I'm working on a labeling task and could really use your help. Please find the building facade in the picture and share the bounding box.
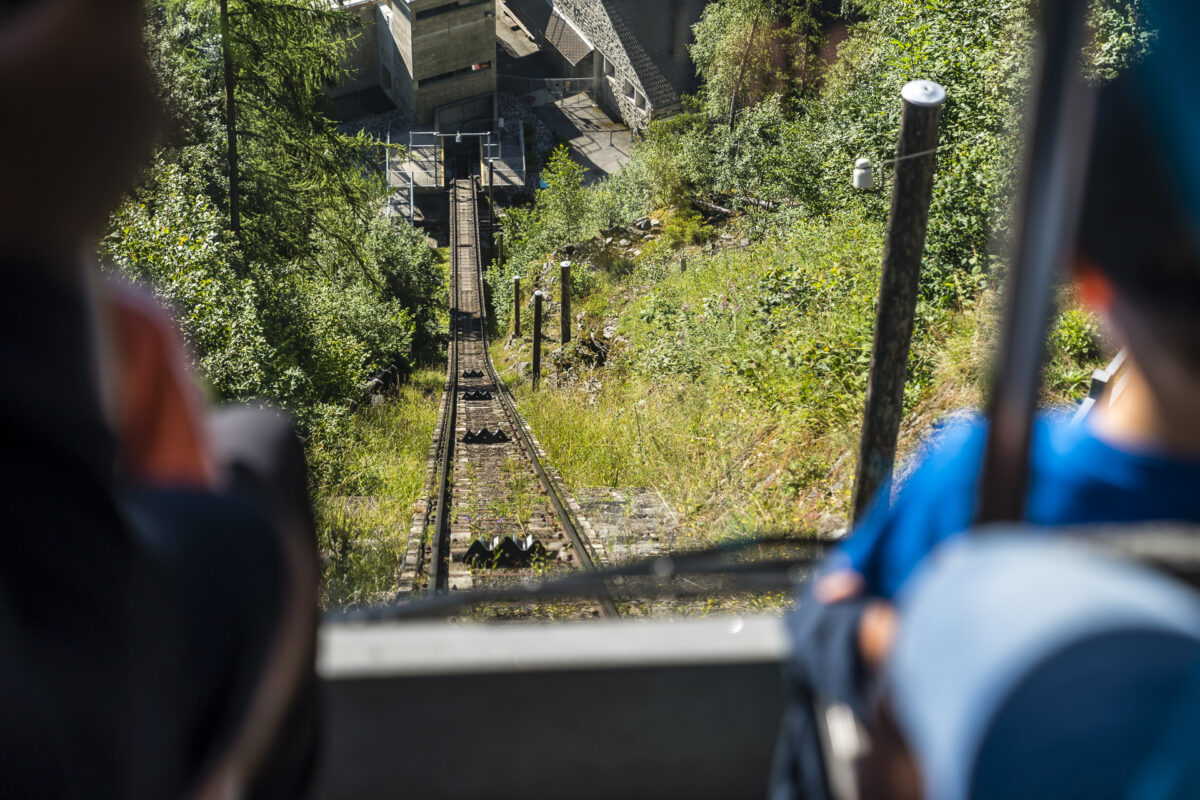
[333,0,497,126]
[508,0,708,130]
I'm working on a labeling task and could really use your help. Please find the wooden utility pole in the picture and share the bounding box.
[851,80,947,521]
[560,261,571,344]
[219,0,241,241]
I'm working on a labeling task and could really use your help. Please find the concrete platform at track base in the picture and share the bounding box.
[314,615,787,800]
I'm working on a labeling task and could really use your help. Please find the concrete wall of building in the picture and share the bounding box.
[410,0,498,124]
[552,0,652,130]
[379,1,415,112]
[434,94,496,131]
[330,1,382,99]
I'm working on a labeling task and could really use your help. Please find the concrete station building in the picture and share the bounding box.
[333,0,498,127]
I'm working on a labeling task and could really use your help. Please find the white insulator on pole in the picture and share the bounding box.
[853,158,874,190]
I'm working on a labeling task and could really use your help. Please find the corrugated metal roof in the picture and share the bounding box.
[505,0,553,39]
[545,9,594,67]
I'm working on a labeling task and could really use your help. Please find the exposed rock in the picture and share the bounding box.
[602,325,617,339]
[618,238,630,247]
[815,512,849,540]
[633,217,653,231]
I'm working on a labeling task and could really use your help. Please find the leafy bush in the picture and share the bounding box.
[630,0,1154,307]
[1053,308,1103,363]
[660,206,713,248]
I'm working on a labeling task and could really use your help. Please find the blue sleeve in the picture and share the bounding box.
[837,422,987,599]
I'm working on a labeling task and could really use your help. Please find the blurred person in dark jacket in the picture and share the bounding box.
[0,2,318,797]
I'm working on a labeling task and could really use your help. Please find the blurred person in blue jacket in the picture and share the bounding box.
[773,60,1200,800]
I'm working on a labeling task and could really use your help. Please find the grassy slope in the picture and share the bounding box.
[492,207,1105,545]
[310,246,451,609]
[307,209,1104,610]
[312,366,443,609]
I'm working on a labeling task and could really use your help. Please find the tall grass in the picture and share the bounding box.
[310,366,443,608]
[493,208,1107,544]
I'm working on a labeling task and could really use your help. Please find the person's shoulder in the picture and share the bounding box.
[1029,411,1200,523]
[902,412,990,489]
[838,414,989,596]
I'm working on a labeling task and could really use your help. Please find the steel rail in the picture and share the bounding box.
[461,176,620,618]
[428,184,462,593]
[426,177,618,617]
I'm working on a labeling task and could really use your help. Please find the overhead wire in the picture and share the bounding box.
[330,534,835,623]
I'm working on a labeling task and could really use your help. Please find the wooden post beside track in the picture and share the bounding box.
[851,80,947,521]
[513,275,521,337]
[560,261,571,344]
[533,290,543,387]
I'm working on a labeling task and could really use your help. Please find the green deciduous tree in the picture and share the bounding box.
[537,146,591,245]
[690,0,825,123]
[100,0,441,427]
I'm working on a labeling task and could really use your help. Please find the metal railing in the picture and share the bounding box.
[1071,348,1129,425]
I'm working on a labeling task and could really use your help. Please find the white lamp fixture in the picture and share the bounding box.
[853,158,874,190]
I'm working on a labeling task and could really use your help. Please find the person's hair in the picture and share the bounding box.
[1076,70,1200,372]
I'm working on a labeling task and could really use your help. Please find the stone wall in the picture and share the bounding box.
[551,0,653,130]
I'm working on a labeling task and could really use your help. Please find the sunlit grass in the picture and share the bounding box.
[492,208,1107,553]
[313,366,444,609]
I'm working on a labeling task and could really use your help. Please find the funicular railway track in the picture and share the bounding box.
[415,178,617,618]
